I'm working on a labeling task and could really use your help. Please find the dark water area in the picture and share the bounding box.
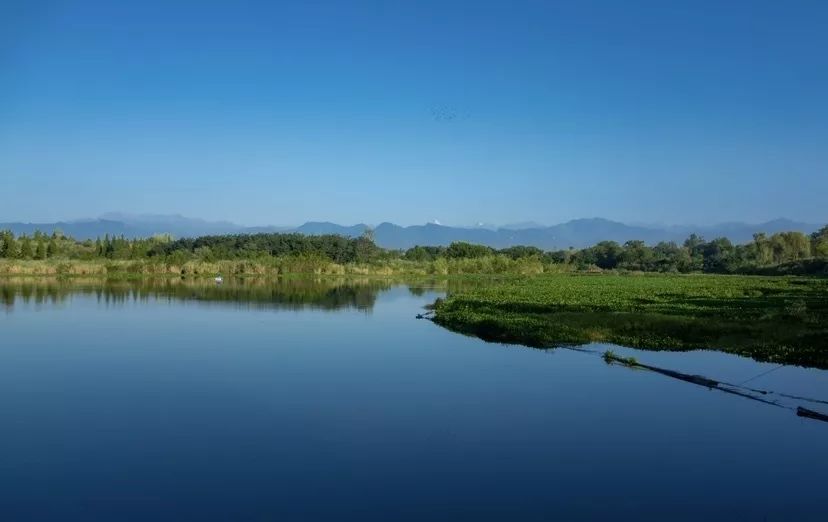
[1,278,826,521]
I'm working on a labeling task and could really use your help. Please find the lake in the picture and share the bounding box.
[1,278,826,521]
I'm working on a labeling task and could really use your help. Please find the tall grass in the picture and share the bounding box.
[0,255,567,278]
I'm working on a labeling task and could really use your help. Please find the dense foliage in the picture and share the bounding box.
[433,274,828,368]
[1,225,827,275]
[149,232,383,264]
[0,230,384,264]
[564,229,827,274]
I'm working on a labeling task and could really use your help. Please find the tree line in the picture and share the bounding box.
[562,231,823,273]
[0,230,384,264]
[1,226,827,275]
[403,228,828,274]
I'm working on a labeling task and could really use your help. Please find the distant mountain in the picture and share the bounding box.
[0,214,822,250]
[0,219,136,240]
[313,217,822,249]
[500,221,546,230]
[295,222,369,237]
[99,212,248,237]
[0,214,285,241]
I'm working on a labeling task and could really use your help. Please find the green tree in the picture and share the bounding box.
[768,231,810,264]
[702,237,735,273]
[404,245,438,262]
[684,234,705,254]
[47,238,59,258]
[651,241,691,272]
[784,231,810,260]
[110,235,131,259]
[683,234,705,271]
[355,229,380,263]
[3,236,17,258]
[587,241,623,269]
[620,240,653,270]
[498,245,544,260]
[35,241,47,260]
[812,225,828,258]
[445,242,495,259]
[103,234,115,258]
[19,236,34,259]
[194,246,214,261]
[0,230,12,258]
[545,249,571,264]
[750,233,773,265]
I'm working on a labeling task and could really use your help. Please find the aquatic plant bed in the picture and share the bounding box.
[432,273,828,368]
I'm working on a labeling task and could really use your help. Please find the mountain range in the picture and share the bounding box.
[0,214,822,250]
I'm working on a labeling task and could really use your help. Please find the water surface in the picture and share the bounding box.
[1,278,826,521]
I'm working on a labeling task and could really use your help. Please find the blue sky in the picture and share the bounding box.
[1,0,826,226]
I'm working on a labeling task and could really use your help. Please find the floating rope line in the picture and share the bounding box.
[737,364,785,386]
[602,352,828,424]
[776,392,828,406]
[416,313,828,423]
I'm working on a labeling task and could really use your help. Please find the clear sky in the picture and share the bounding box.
[1,0,826,226]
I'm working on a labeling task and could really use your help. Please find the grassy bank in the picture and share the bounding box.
[0,256,559,279]
[432,273,828,368]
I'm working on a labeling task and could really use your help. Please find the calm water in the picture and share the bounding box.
[1,278,826,521]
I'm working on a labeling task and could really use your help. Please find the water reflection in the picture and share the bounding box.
[0,277,474,313]
[2,275,826,520]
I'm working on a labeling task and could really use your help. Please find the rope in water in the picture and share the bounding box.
[416,313,828,420]
[737,364,785,386]
[600,353,828,422]
[560,346,828,409]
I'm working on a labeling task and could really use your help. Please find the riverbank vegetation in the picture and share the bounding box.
[1,225,827,277]
[432,274,828,368]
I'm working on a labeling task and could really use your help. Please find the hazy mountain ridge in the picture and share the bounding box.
[0,215,821,250]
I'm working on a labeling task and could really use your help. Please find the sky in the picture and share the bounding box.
[1,0,827,227]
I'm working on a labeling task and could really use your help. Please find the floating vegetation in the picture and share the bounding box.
[432,273,828,369]
[602,350,637,366]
